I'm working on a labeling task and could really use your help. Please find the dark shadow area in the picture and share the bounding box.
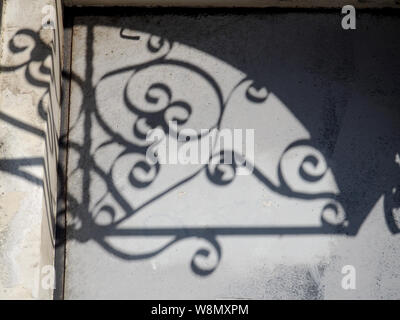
[1,8,399,282]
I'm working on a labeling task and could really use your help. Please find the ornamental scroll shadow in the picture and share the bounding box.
[1,10,399,277]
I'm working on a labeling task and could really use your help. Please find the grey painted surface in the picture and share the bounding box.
[64,11,400,299]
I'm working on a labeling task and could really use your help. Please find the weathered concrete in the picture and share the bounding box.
[64,0,400,9]
[0,0,63,299]
[64,11,400,299]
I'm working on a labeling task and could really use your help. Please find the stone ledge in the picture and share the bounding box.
[64,0,400,8]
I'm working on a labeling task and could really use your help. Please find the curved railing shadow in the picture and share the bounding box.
[1,13,399,277]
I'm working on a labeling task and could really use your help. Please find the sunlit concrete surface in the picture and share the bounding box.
[0,0,62,299]
[64,10,400,299]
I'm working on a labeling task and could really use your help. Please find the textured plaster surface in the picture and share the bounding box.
[0,0,61,299]
[64,0,400,9]
[64,12,400,299]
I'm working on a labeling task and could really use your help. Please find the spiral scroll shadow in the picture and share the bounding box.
[2,24,398,280]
